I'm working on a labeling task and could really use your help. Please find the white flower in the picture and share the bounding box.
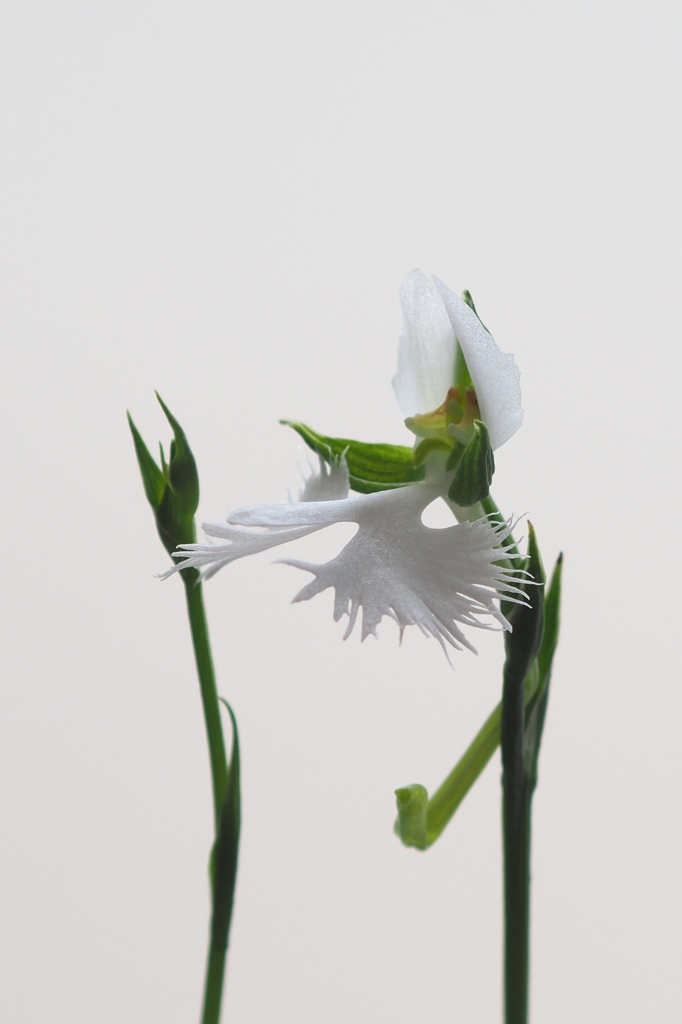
[167,271,527,656]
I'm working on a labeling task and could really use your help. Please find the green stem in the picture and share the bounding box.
[182,570,231,1024]
[201,950,227,1024]
[501,645,532,1024]
[182,571,228,826]
[426,700,501,841]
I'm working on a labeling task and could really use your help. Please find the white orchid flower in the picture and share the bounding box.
[167,270,526,657]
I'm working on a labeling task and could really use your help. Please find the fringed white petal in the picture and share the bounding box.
[160,522,322,581]
[280,485,528,656]
[392,269,457,418]
[166,480,527,658]
[434,277,523,450]
[161,456,350,582]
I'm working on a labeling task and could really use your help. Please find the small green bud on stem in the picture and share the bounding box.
[127,394,199,557]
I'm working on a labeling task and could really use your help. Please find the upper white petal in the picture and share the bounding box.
[434,277,523,450]
[392,269,457,418]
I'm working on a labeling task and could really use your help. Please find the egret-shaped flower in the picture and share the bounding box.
[167,270,526,656]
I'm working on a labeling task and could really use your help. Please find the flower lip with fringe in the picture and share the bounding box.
[165,270,528,657]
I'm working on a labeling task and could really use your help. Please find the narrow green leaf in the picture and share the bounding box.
[538,552,563,685]
[210,700,241,953]
[281,420,425,493]
[127,412,166,510]
[524,553,563,786]
[447,419,495,506]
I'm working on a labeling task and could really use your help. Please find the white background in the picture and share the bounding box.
[1,2,680,1021]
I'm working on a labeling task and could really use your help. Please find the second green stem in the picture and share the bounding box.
[183,570,231,1024]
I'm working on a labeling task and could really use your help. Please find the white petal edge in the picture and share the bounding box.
[433,277,523,450]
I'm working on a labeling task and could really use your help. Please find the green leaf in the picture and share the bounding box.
[281,420,425,493]
[447,419,495,506]
[127,412,167,511]
[210,700,241,954]
[524,553,563,786]
[538,552,563,685]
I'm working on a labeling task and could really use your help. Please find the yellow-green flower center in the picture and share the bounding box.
[406,387,481,468]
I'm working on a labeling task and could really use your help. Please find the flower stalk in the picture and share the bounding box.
[128,396,240,1024]
[395,523,563,1024]
[500,526,557,1024]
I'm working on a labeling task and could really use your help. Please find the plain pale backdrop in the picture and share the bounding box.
[1,2,681,1022]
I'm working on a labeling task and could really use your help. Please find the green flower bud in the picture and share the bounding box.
[155,393,199,519]
[128,394,199,557]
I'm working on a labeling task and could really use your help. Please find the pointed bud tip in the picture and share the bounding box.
[155,391,178,431]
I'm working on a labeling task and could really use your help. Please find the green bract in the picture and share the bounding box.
[282,410,496,509]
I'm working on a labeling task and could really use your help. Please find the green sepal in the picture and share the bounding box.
[447,419,495,506]
[281,420,425,493]
[208,700,241,953]
[127,412,166,511]
[155,392,199,518]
